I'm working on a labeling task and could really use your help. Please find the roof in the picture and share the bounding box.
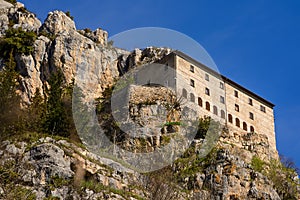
[168,50,275,108]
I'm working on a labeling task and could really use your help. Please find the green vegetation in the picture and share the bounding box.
[5,186,36,200]
[80,179,144,200]
[41,70,69,136]
[195,116,220,139]
[251,155,265,173]
[0,27,37,59]
[164,121,181,126]
[65,11,74,20]
[251,155,299,199]
[4,0,16,4]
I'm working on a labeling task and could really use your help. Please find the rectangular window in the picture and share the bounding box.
[220,82,224,89]
[235,104,239,112]
[249,112,254,120]
[205,87,210,96]
[260,105,266,113]
[190,79,195,87]
[190,65,194,73]
[249,98,253,106]
[234,90,239,98]
[220,96,225,104]
[205,74,209,81]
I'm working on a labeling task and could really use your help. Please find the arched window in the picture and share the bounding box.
[221,110,225,119]
[250,126,255,133]
[213,106,218,115]
[235,118,240,127]
[206,102,210,111]
[228,114,233,123]
[182,88,187,98]
[198,97,203,107]
[243,122,247,131]
[190,93,195,102]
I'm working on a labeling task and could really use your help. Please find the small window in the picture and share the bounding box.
[182,88,187,98]
[220,96,225,104]
[235,118,240,127]
[190,93,195,102]
[249,112,254,120]
[205,88,210,96]
[250,126,255,133]
[235,104,239,112]
[234,90,239,98]
[228,114,233,123]
[220,82,224,89]
[221,110,225,119]
[205,74,209,81]
[260,105,266,113]
[249,98,253,106]
[190,79,195,87]
[243,122,247,131]
[190,65,194,73]
[213,106,218,115]
[198,97,203,107]
[206,102,210,111]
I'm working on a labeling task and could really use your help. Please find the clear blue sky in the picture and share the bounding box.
[20,0,300,168]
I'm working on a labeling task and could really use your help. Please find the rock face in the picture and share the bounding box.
[0,138,144,199]
[0,1,299,200]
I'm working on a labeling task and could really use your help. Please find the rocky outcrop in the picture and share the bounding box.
[0,1,299,199]
[0,1,40,35]
[0,138,145,199]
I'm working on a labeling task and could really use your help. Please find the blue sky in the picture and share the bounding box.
[20,0,300,168]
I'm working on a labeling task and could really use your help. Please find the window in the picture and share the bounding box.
[260,105,266,113]
[235,118,240,127]
[198,97,203,107]
[190,79,195,87]
[220,82,224,89]
[213,106,218,115]
[235,104,239,112]
[190,93,195,102]
[182,88,187,98]
[205,87,210,96]
[221,110,225,119]
[190,65,194,73]
[249,112,254,120]
[228,114,233,123]
[234,90,239,97]
[249,98,253,106]
[250,126,255,133]
[206,102,210,111]
[220,96,225,104]
[205,74,209,81]
[243,122,247,131]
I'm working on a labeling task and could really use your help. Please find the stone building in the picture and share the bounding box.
[158,50,277,156]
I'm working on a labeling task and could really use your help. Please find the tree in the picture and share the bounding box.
[0,52,21,135]
[42,69,69,136]
[0,27,37,59]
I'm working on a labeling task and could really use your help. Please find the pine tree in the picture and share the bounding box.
[42,69,69,136]
[0,51,21,135]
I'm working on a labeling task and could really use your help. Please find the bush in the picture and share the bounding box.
[65,11,74,20]
[251,155,265,173]
[4,0,16,4]
[0,27,37,59]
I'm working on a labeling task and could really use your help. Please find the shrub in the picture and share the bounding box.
[251,155,265,173]
[0,27,37,59]
[4,0,16,4]
[65,11,74,20]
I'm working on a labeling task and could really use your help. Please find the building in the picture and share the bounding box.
[158,50,276,155]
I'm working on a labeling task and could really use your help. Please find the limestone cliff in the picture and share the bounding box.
[0,1,299,200]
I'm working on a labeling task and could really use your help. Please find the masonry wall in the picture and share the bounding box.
[170,54,277,157]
